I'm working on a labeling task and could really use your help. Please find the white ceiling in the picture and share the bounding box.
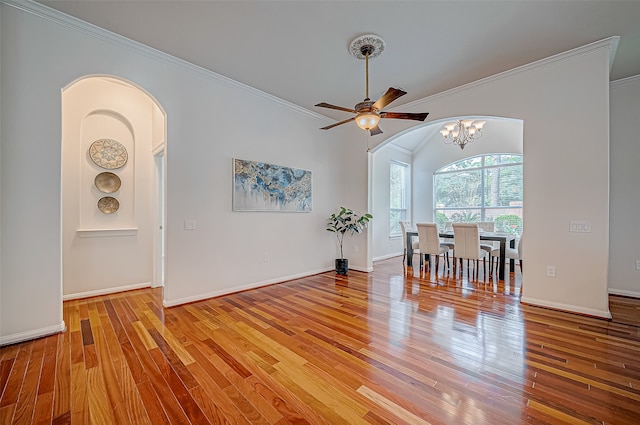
[37,0,640,150]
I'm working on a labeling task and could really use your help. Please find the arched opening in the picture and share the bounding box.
[369,116,524,266]
[61,75,167,301]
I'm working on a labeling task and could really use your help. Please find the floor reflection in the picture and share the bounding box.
[375,257,527,387]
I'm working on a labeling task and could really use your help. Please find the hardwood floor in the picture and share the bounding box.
[609,295,640,327]
[1,257,640,424]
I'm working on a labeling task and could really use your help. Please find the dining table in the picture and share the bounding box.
[406,230,516,280]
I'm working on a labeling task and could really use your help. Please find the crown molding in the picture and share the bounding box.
[1,0,325,121]
[401,37,621,111]
[610,74,640,89]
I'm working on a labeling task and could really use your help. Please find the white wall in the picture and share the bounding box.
[0,3,367,343]
[386,39,615,318]
[1,5,65,343]
[608,76,640,297]
[371,144,413,260]
[0,3,4,338]
[62,77,159,298]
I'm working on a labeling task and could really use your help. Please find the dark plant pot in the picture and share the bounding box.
[335,258,349,275]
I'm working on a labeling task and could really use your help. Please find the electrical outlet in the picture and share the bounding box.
[184,219,196,230]
[636,259,640,271]
[547,265,556,277]
[263,253,270,262]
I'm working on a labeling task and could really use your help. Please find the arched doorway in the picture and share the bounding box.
[368,116,524,264]
[61,76,166,300]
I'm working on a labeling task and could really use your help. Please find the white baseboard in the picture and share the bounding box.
[63,282,152,301]
[372,253,403,262]
[0,321,66,346]
[608,288,640,299]
[349,265,374,273]
[163,268,334,307]
[521,296,612,319]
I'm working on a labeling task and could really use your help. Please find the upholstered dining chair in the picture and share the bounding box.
[491,232,523,274]
[441,221,455,251]
[416,223,450,273]
[477,221,496,254]
[399,221,419,264]
[452,223,489,280]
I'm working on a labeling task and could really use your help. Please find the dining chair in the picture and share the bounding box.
[441,221,455,251]
[477,221,496,254]
[416,223,450,273]
[400,221,419,264]
[491,232,523,274]
[452,223,489,280]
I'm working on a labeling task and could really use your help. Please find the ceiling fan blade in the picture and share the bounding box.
[372,87,407,111]
[380,112,429,122]
[315,102,357,114]
[320,117,355,130]
[369,125,383,136]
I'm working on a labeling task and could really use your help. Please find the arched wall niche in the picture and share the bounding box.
[61,75,166,299]
[80,109,135,229]
[86,108,136,134]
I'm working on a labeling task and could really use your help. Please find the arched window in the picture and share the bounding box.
[433,154,523,233]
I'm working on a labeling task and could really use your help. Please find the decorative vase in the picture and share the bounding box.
[335,258,349,275]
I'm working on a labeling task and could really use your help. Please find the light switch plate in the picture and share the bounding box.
[184,219,196,230]
[569,220,591,233]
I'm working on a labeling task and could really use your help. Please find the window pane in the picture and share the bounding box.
[434,154,523,234]
[390,209,406,235]
[434,170,482,207]
[484,166,523,207]
[497,154,522,165]
[448,209,482,223]
[390,163,405,209]
[440,156,482,172]
[390,162,408,236]
[484,154,497,166]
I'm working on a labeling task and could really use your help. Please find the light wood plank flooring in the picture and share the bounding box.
[1,257,639,424]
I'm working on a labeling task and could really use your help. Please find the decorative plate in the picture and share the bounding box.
[94,172,121,193]
[89,139,128,170]
[97,196,120,214]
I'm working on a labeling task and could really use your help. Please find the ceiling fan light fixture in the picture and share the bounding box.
[355,112,380,130]
[315,34,428,136]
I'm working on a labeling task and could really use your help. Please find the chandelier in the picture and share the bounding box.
[440,119,486,150]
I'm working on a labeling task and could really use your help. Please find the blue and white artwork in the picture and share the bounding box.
[233,159,312,212]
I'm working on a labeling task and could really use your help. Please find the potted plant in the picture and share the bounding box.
[326,207,372,275]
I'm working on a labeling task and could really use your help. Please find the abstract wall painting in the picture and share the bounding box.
[233,159,312,212]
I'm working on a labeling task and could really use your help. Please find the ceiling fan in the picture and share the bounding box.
[316,35,429,136]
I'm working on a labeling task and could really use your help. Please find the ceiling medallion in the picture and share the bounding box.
[348,34,385,60]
